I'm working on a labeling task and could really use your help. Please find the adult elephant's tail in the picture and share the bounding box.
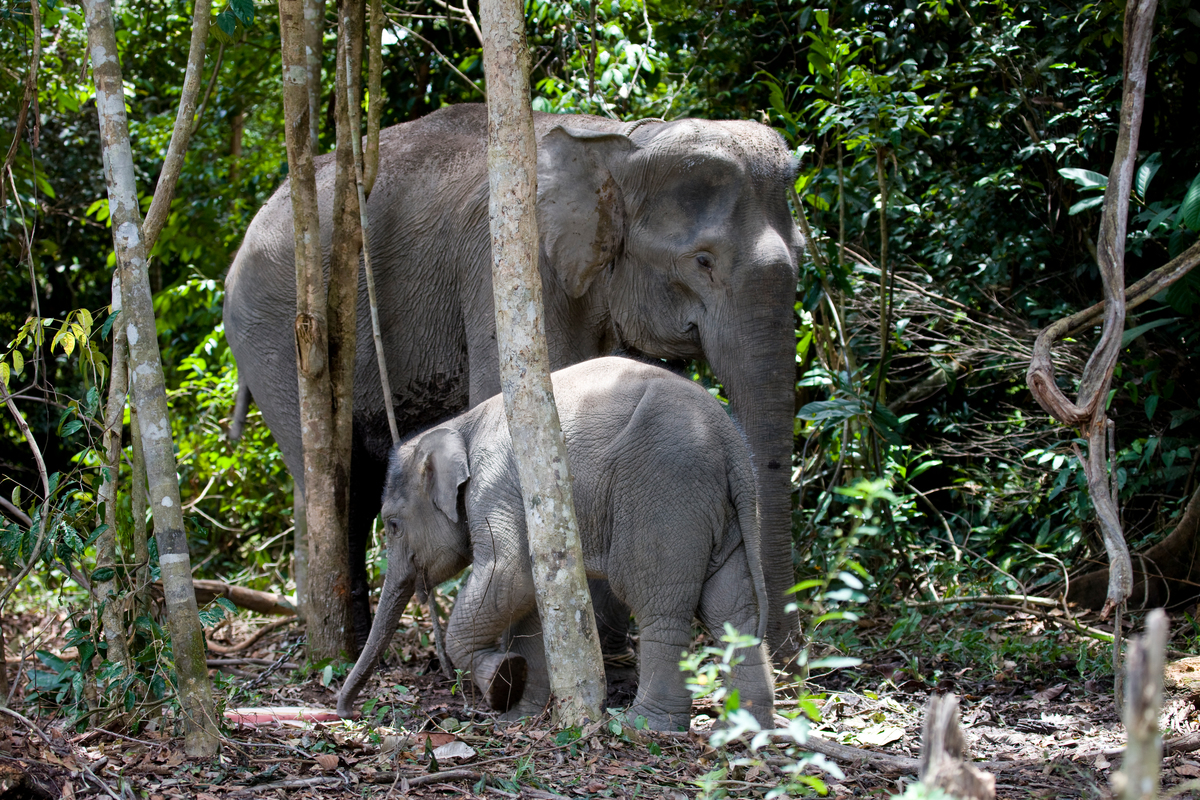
[228,383,252,442]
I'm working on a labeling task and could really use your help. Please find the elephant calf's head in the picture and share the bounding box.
[381,427,473,588]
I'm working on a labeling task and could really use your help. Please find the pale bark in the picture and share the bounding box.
[1026,0,1157,616]
[364,0,383,195]
[479,0,605,725]
[83,0,219,756]
[140,0,211,254]
[97,274,131,670]
[130,404,151,612]
[1116,609,1166,800]
[279,0,354,658]
[293,483,309,618]
[304,0,324,152]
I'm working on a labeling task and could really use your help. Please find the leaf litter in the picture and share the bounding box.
[2,602,1199,798]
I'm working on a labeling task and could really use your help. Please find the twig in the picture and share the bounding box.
[0,379,54,613]
[206,616,298,655]
[0,707,52,743]
[0,497,31,528]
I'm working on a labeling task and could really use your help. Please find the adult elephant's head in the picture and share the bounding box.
[537,119,803,655]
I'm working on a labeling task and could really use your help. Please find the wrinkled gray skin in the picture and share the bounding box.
[337,358,773,730]
[222,104,802,654]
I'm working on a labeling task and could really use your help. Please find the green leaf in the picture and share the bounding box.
[1058,168,1108,190]
[809,656,863,669]
[215,8,237,37]
[216,597,239,615]
[229,0,255,26]
[1135,153,1161,199]
[1121,317,1177,347]
[90,566,116,583]
[1069,195,1105,215]
[61,420,83,436]
[1145,394,1159,420]
[1181,172,1200,230]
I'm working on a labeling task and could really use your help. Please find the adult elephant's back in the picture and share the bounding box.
[223,103,804,658]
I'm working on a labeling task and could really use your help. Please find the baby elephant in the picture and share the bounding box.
[337,357,773,730]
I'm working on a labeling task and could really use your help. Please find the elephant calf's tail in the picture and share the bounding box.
[228,383,252,442]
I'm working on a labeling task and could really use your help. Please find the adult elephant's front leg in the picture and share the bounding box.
[444,559,536,713]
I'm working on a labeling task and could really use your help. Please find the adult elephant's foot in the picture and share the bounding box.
[472,652,528,713]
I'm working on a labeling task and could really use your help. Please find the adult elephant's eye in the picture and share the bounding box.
[695,254,714,272]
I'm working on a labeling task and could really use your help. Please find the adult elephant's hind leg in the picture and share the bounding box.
[349,438,388,653]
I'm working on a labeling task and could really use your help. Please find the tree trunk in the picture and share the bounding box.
[479,0,605,726]
[83,0,219,756]
[279,0,355,659]
[97,274,131,671]
[1026,0,1158,616]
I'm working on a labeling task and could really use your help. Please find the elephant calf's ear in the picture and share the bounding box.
[537,126,631,298]
[421,429,471,523]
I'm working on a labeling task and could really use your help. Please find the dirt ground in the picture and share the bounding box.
[3,602,1200,799]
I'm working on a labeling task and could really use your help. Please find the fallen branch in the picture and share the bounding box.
[792,733,921,774]
[151,579,297,617]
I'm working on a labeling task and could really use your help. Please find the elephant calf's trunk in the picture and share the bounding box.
[337,570,416,718]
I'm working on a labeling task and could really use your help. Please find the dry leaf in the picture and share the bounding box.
[414,732,456,748]
[1032,683,1067,702]
[1177,763,1200,778]
[857,724,906,746]
[314,754,339,771]
[1094,754,1111,771]
[432,741,476,761]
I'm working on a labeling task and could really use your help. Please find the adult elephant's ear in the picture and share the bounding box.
[420,428,470,523]
[537,126,633,298]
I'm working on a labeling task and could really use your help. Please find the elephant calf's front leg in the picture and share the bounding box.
[445,562,535,713]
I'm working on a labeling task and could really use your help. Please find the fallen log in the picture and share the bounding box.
[151,579,297,616]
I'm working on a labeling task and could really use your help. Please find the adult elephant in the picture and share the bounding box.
[223,103,802,658]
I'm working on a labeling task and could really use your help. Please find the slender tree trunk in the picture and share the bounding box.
[140,0,211,254]
[1026,0,1157,617]
[364,0,382,194]
[305,0,324,152]
[130,405,151,612]
[479,0,605,726]
[97,274,131,671]
[83,0,218,756]
[279,0,354,658]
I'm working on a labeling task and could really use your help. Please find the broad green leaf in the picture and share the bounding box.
[1135,153,1161,199]
[61,420,83,436]
[1058,167,1108,190]
[1181,172,1200,230]
[230,0,255,26]
[1069,195,1105,215]
[91,566,116,583]
[11,350,23,375]
[1121,317,1177,347]
[215,8,237,37]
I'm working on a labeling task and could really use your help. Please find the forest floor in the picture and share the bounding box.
[4,600,1200,799]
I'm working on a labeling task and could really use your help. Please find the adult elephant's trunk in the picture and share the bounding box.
[337,558,416,718]
[708,294,800,662]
